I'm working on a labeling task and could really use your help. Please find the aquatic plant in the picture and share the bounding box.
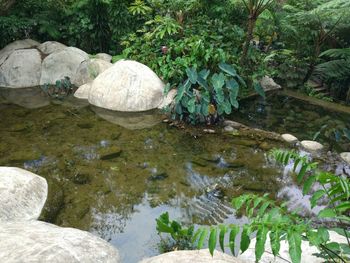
[41,77,74,99]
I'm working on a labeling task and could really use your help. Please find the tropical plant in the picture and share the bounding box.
[41,77,74,99]
[156,149,350,263]
[165,63,248,124]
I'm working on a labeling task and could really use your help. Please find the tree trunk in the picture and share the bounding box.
[303,37,322,84]
[240,15,257,65]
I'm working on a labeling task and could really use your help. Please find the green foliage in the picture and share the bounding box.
[156,149,350,262]
[167,63,245,124]
[41,77,75,99]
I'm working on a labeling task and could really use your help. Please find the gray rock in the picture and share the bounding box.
[88,60,164,112]
[259,76,281,91]
[223,120,245,129]
[72,58,112,87]
[281,134,298,143]
[300,140,324,152]
[74,83,92,100]
[96,53,112,62]
[157,89,177,109]
[0,167,48,221]
[40,47,89,85]
[340,152,350,165]
[139,249,245,263]
[0,49,42,88]
[37,41,67,55]
[0,220,120,263]
[0,39,40,66]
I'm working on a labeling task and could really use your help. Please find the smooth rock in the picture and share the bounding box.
[157,89,177,109]
[281,134,298,143]
[140,249,245,263]
[0,221,120,263]
[340,152,350,165]
[74,83,92,100]
[88,60,164,112]
[37,41,67,55]
[260,76,281,91]
[300,140,324,151]
[0,167,48,221]
[238,231,347,263]
[223,120,245,129]
[0,39,40,65]
[40,47,89,85]
[72,58,112,87]
[96,53,112,62]
[0,49,42,88]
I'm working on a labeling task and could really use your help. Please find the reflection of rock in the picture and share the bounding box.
[92,106,162,130]
[88,60,164,112]
[0,167,48,221]
[0,87,50,109]
[140,249,244,263]
[238,231,347,263]
[0,221,120,263]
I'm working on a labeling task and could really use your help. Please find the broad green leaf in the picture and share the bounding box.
[197,228,208,249]
[219,62,237,76]
[310,190,325,208]
[186,67,198,84]
[287,230,302,263]
[258,202,270,217]
[226,79,239,94]
[187,97,196,113]
[297,164,308,183]
[318,208,337,218]
[270,229,281,256]
[211,73,225,92]
[303,176,316,195]
[232,195,248,210]
[219,225,227,252]
[229,225,240,255]
[317,227,329,243]
[198,69,210,80]
[240,226,251,254]
[255,225,268,261]
[254,82,265,99]
[197,76,209,90]
[176,84,185,103]
[156,220,173,233]
[223,100,232,114]
[191,229,202,243]
[335,201,350,212]
[339,178,350,199]
[209,227,218,256]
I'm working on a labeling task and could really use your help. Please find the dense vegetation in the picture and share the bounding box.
[1,0,350,105]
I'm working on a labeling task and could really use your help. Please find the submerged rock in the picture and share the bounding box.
[0,221,120,263]
[88,60,164,112]
[0,167,48,221]
[139,249,245,263]
[281,133,298,143]
[301,140,324,152]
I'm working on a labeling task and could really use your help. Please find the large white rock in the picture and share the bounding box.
[0,49,42,88]
[0,221,120,263]
[281,134,298,143]
[0,167,48,221]
[139,249,245,263]
[300,140,324,152]
[340,152,350,165]
[37,41,67,55]
[72,58,112,87]
[88,60,164,112]
[0,39,40,65]
[74,83,92,100]
[40,47,89,85]
[260,76,281,92]
[237,231,347,263]
[157,89,177,109]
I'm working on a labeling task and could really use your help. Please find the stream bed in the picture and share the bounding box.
[0,87,349,262]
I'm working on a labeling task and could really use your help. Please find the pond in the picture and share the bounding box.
[0,87,348,262]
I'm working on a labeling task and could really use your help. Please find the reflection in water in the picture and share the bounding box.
[0,87,50,109]
[92,106,162,130]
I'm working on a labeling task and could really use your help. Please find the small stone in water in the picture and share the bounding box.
[203,129,215,134]
[301,140,324,151]
[281,133,298,143]
[340,152,350,165]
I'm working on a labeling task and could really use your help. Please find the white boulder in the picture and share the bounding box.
[139,249,245,263]
[0,167,48,221]
[88,60,164,112]
[74,83,92,100]
[0,220,120,263]
[260,76,281,91]
[72,58,112,87]
[281,134,298,143]
[0,39,40,65]
[157,89,177,109]
[300,140,324,152]
[0,49,42,88]
[96,53,112,62]
[38,41,67,55]
[40,47,89,85]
